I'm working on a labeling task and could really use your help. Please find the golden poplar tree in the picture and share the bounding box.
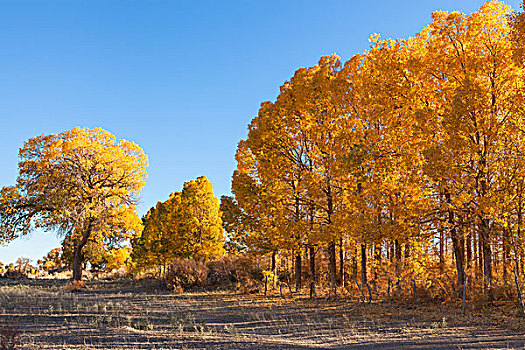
[0,127,148,281]
[132,176,224,270]
[230,0,525,300]
[416,1,522,297]
[179,176,224,260]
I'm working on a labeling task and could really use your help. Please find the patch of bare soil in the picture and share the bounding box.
[0,279,524,349]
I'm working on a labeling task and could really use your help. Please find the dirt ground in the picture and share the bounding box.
[0,279,524,349]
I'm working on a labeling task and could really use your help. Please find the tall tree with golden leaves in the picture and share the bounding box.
[178,176,224,260]
[0,127,148,281]
[132,176,224,270]
[417,1,522,298]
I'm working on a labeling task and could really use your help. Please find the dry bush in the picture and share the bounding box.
[172,285,184,294]
[165,259,208,290]
[164,256,263,292]
[0,325,19,350]
[207,255,263,292]
[490,281,515,301]
[44,269,72,280]
[97,266,130,280]
[64,280,86,292]
[0,270,27,280]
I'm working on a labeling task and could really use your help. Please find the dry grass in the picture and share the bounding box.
[0,278,524,349]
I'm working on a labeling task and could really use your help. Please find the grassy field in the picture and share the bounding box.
[1,279,524,349]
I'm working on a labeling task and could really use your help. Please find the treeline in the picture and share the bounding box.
[13,1,525,301]
[218,1,525,301]
[24,176,224,281]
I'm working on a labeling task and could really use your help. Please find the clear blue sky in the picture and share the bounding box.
[0,0,521,264]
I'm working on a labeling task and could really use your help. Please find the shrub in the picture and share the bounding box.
[64,280,86,292]
[1,270,27,280]
[207,255,263,292]
[0,325,19,350]
[165,259,208,291]
[164,256,263,292]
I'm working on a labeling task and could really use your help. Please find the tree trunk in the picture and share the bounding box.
[480,218,493,300]
[394,239,402,277]
[328,241,337,298]
[339,238,344,287]
[451,228,465,296]
[439,226,444,272]
[309,245,316,298]
[295,253,301,292]
[72,250,84,282]
[404,244,410,265]
[478,231,483,278]
[478,148,492,300]
[474,230,479,276]
[466,230,472,270]
[352,246,358,280]
[373,243,381,282]
[361,243,367,287]
[72,220,93,281]
[271,251,277,288]
[446,193,465,294]
[518,191,523,278]
[503,230,509,282]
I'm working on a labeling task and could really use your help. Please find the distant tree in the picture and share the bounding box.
[179,176,224,260]
[132,176,224,271]
[0,127,148,281]
[104,247,131,271]
[220,195,248,254]
[15,257,32,274]
[131,199,174,271]
[37,247,65,272]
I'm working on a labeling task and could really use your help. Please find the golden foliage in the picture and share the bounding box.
[0,127,148,280]
[132,176,224,271]
[229,1,525,298]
